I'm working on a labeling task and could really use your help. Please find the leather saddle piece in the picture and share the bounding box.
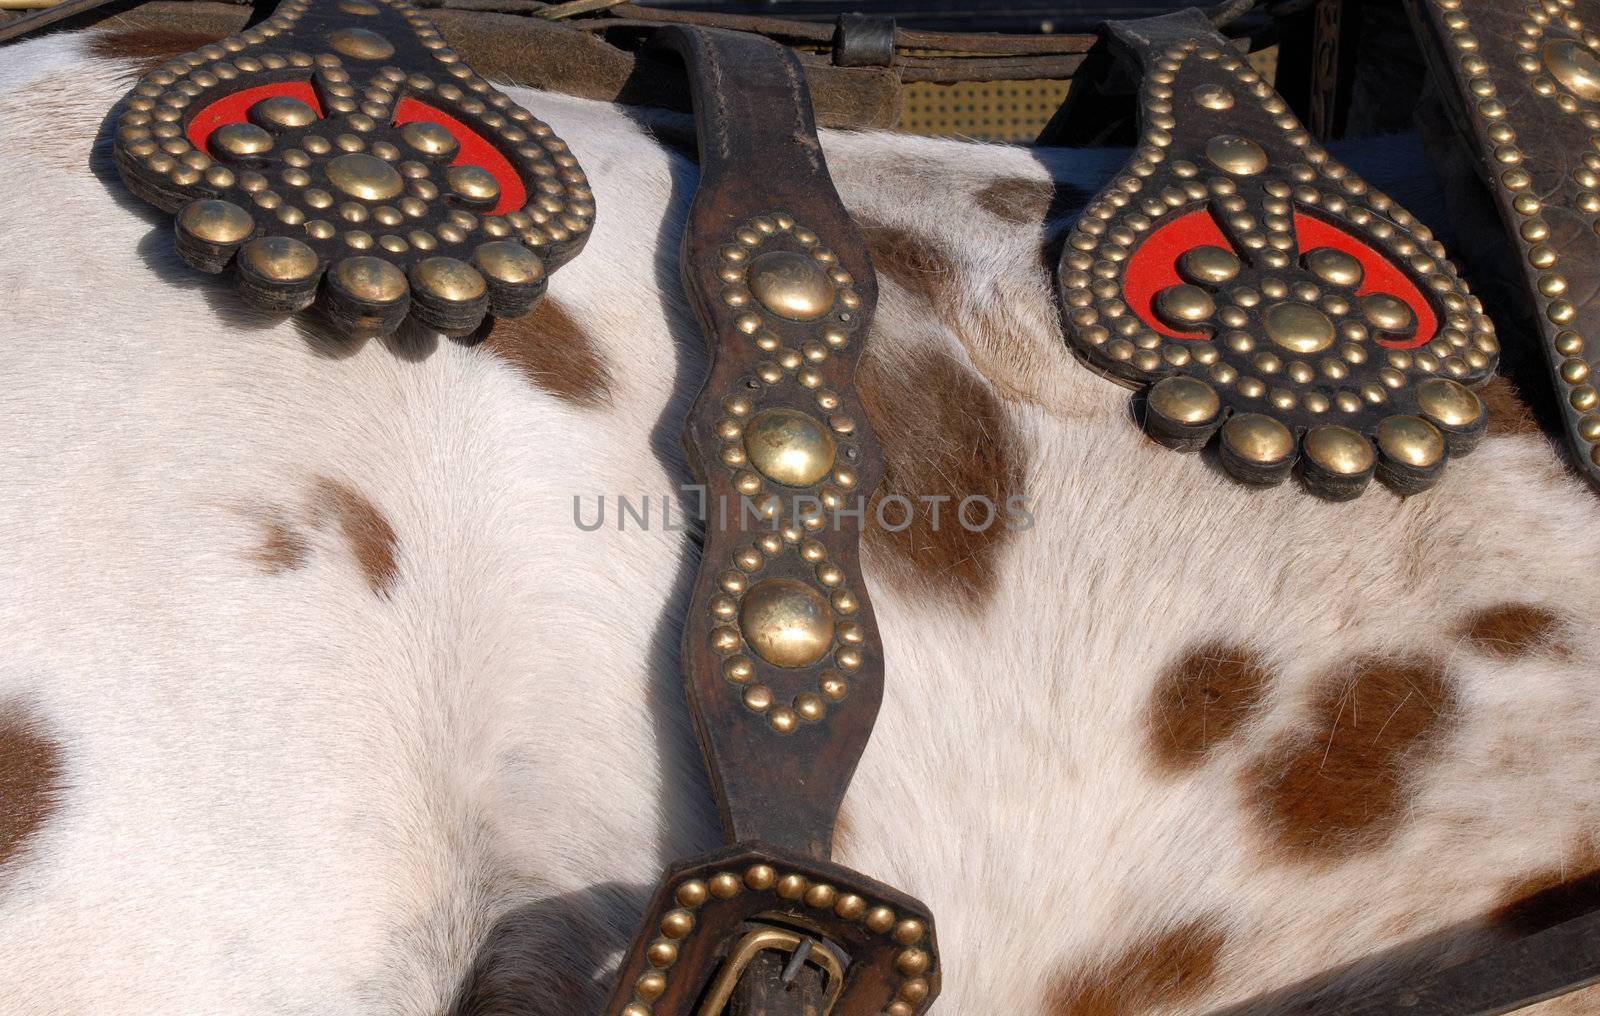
[1409,0,1600,492]
[110,0,592,336]
[1054,9,1499,500]
[602,25,938,1016]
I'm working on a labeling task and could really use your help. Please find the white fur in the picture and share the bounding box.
[1,29,1598,1016]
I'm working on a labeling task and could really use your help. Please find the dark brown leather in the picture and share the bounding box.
[1408,0,1600,493]
[602,24,938,1016]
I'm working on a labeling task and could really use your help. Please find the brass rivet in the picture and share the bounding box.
[747,250,835,320]
[239,236,318,282]
[1147,376,1219,424]
[1303,248,1363,287]
[412,256,487,302]
[1154,284,1215,327]
[1543,39,1600,102]
[1377,415,1445,468]
[709,873,741,898]
[865,906,896,934]
[675,881,708,908]
[739,579,834,669]
[1263,302,1335,354]
[473,240,544,286]
[212,122,273,158]
[401,120,458,157]
[776,874,807,900]
[1205,134,1268,175]
[636,972,666,1000]
[794,692,824,721]
[1361,293,1415,335]
[1193,84,1234,109]
[743,864,776,891]
[1416,377,1482,427]
[177,198,253,244]
[647,940,678,968]
[249,96,317,130]
[804,883,836,908]
[447,164,500,204]
[1176,245,1239,285]
[326,153,403,201]
[893,919,926,945]
[895,948,930,976]
[337,0,379,11]
[328,27,395,60]
[769,707,798,733]
[835,893,866,920]
[659,909,694,939]
[330,255,407,303]
[743,684,773,711]
[743,408,837,487]
[1303,425,1374,475]
[1221,412,1294,465]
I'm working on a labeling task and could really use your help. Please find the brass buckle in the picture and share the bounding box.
[697,926,846,1016]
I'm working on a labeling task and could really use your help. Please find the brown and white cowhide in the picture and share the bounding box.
[0,24,1598,1016]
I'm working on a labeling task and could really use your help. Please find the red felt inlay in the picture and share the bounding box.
[394,97,524,217]
[1123,208,1232,340]
[1125,206,1438,348]
[1293,212,1437,349]
[187,82,323,155]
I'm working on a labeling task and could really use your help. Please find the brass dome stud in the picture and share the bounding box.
[1375,415,1447,495]
[1359,293,1415,342]
[1300,425,1376,500]
[472,240,547,317]
[1219,412,1296,486]
[1304,248,1363,288]
[174,199,254,272]
[401,121,458,158]
[326,153,404,201]
[1154,284,1216,330]
[747,251,835,321]
[743,408,837,487]
[325,255,411,336]
[211,122,273,160]
[409,256,490,335]
[235,236,320,313]
[1416,377,1487,454]
[1193,84,1234,110]
[1544,40,1600,103]
[1144,376,1221,451]
[738,578,835,669]
[446,165,500,207]
[1205,134,1268,176]
[1177,246,1240,286]
[328,27,395,60]
[1263,302,1336,354]
[249,96,317,131]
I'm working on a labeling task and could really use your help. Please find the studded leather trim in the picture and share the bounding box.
[1411,0,1600,491]
[110,0,592,336]
[1054,10,1499,499]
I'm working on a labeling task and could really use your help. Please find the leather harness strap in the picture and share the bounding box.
[601,25,939,1016]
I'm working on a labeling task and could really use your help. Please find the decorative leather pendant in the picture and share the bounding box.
[110,0,592,336]
[1056,11,1498,499]
[1410,0,1600,492]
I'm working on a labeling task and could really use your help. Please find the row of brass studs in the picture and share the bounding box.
[1432,0,1600,466]
[617,865,931,1016]
[703,214,868,733]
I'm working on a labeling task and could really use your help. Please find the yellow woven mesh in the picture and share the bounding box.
[893,46,1281,143]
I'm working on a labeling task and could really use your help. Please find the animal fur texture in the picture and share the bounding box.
[1,25,1599,1016]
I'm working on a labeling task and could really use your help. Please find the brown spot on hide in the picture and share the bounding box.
[448,901,612,1016]
[1046,917,1227,1016]
[88,28,226,73]
[479,298,613,408]
[975,177,1089,226]
[864,224,959,308]
[1477,375,1540,437]
[313,478,399,596]
[1150,643,1274,770]
[1457,604,1564,660]
[856,343,1025,608]
[248,513,310,574]
[0,706,65,873]
[1250,657,1456,861]
[1491,843,1600,937]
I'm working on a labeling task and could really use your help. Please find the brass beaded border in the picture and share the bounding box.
[113,0,594,282]
[1430,0,1600,465]
[1058,39,1496,419]
[618,865,935,1016]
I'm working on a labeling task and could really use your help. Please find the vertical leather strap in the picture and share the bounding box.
[656,24,884,860]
